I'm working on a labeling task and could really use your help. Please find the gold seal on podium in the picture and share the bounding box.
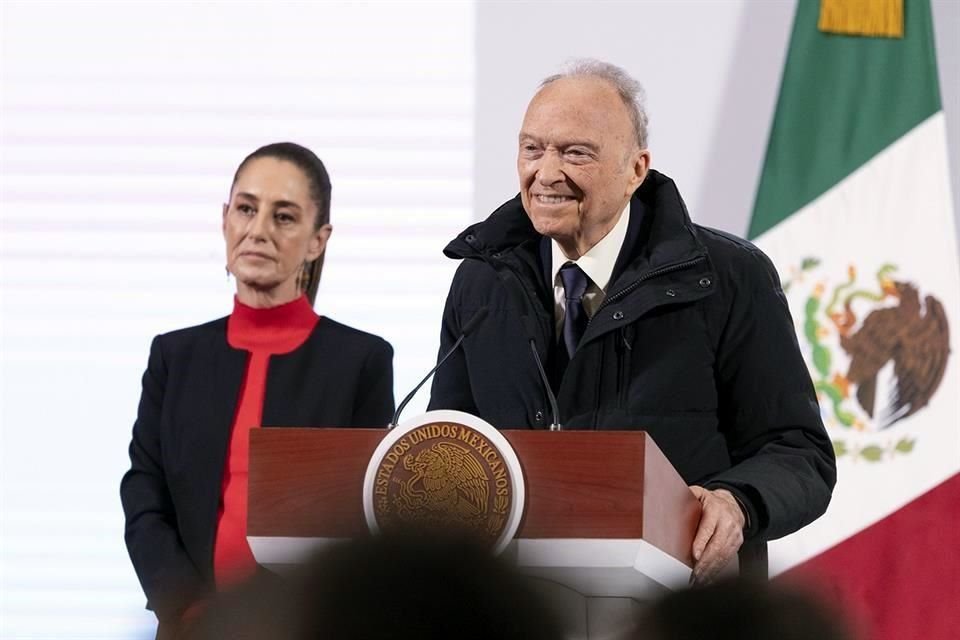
[363,410,525,553]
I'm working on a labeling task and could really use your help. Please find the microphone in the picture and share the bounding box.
[528,339,561,431]
[389,307,489,428]
[520,314,561,431]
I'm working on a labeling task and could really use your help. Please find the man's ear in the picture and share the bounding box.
[307,224,333,262]
[628,148,651,192]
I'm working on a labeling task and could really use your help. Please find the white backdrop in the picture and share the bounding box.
[1,1,958,638]
[1,2,473,637]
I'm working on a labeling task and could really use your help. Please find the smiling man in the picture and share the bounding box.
[428,60,835,584]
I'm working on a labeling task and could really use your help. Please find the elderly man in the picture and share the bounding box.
[428,59,835,582]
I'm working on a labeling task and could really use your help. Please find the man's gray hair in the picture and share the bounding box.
[541,59,649,149]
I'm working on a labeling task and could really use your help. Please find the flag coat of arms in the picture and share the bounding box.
[749,0,959,635]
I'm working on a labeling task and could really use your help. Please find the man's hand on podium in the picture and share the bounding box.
[688,486,745,585]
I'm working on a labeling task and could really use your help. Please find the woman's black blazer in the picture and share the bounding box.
[119,315,394,620]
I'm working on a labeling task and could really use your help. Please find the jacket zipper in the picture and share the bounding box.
[587,255,707,329]
[617,325,635,409]
[604,257,703,416]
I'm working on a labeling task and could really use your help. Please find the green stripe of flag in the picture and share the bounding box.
[749,0,941,240]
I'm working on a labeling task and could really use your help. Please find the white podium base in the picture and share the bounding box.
[504,538,690,640]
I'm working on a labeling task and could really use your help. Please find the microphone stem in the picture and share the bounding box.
[529,340,561,430]
[389,334,465,428]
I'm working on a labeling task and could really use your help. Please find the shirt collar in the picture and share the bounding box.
[550,201,631,291]
[227,294,318,352]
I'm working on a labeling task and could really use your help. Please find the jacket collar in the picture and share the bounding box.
[444,192,538,260]
[444,169,708,288]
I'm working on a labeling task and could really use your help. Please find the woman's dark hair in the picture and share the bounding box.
[231,142,332,304]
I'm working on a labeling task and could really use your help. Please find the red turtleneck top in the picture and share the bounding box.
[213,295,318,588]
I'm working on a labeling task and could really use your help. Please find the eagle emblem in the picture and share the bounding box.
[783,259,951,462]
[397,442,489,525]
[365,417,519,548]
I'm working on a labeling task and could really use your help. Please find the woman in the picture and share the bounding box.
[120,142,394,637]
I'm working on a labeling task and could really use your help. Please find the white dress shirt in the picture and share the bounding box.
[551,202,631,337]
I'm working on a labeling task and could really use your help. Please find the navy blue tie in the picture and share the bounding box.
[559,263,589,358]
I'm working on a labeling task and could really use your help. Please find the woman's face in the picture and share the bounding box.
[223,157,331,304]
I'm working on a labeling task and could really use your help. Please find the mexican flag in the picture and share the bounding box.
[749,0,959,636]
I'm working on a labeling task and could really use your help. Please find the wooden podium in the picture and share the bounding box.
[247,428,700,639]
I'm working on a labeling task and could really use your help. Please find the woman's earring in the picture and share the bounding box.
[225,265,230,279]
